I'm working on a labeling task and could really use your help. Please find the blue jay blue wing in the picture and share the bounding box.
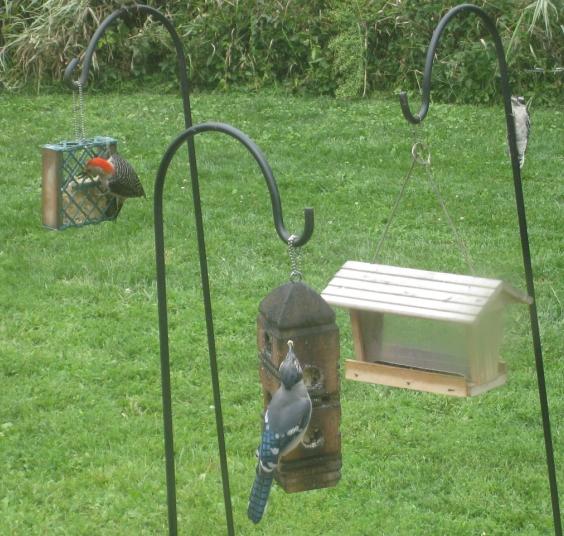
[247,401,312,523]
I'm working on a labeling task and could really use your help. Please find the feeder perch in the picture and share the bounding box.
[42,136,118,230]
[257,281,341,492]
[322,261,531,397]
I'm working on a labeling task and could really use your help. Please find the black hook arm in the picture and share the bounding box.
[155,122,314,247]
[154,123,312,535]
[399,3,508,125]
[399,5,562,535]
[63,4,193,130]
[65,5,183,89]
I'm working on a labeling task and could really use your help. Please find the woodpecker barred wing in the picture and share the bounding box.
[108,154,146,198]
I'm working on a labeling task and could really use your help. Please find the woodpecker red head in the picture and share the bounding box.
[85,156,115,178]
[83,154,145,201]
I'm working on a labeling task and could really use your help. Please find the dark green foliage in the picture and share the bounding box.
[0,0,562,102]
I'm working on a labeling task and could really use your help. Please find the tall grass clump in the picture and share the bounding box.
[0,0,562,102]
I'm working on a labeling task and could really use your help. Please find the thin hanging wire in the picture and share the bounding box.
[373,124,475,274]
[372,153,417,263]
[422,150,476,274]
[288,234,302,282]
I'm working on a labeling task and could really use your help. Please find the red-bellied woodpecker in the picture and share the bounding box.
[84,154,145,216]
[510,96,530,169]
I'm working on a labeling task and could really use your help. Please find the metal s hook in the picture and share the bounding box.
[398,3,505,125]
[153,122,313,535]
[155,122,314,247]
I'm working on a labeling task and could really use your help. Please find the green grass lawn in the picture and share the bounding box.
[0,91,562,535]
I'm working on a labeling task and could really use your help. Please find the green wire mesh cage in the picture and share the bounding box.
[41,136,118,230]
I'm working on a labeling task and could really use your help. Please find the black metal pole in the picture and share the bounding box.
[399,4,561,534]
[64,5,197,535]
[154,121,313,536]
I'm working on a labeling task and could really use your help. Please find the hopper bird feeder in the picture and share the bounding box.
[258,280,341,492]
[322,261,531,397]
[42,136,118,230]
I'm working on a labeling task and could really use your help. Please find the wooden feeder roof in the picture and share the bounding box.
[322,261,531,325]
[259,281,336,330]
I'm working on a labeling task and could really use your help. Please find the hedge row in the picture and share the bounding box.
[1,0,561,103]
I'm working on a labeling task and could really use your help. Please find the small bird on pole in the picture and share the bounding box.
[84,154,145,216]
[510,96,530,169]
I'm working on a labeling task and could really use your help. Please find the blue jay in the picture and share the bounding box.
[510,96,530,169]
[247,340,312,524]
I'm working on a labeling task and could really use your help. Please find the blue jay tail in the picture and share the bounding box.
[247,470,274,524]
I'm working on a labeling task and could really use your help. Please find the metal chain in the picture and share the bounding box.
[78,81,86,140]
[72,81,87,140]
[72,86,80,140]
[288,234,302,282]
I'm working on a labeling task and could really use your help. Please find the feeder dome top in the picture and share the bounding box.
[259,281,336,329]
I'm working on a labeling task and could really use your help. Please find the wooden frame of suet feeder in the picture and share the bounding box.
[322,261,531,397]
[41,136,118,230]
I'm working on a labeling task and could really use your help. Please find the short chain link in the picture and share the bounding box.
[72,81,86,141]
[77,81,86,140]
[72,87,80,140]
[288,234,302,282]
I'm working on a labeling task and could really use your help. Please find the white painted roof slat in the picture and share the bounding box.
[342,261,501,289]
[322,261,530,322]
[322,293,476,324]
[329,276,488,307]
[323,284,483,317]
[334,269,494,299]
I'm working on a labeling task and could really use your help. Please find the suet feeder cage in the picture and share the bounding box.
[322,261,531,397]
[258,281,341,492]
[42,136,118,230]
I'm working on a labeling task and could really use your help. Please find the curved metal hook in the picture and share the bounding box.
[63,4,188,92]
[399,5,562,534]
[399,3,507,124]
[155,122,314,247]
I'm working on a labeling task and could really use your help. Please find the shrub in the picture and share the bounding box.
[0,0,561,103]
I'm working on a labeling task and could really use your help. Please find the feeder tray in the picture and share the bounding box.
[42,136,118,230]
[322,261,531,397]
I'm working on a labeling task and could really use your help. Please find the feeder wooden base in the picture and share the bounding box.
[276,454,342,493]
[345,359,506,397]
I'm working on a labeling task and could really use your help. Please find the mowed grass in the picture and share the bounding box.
[0,91,562,535]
